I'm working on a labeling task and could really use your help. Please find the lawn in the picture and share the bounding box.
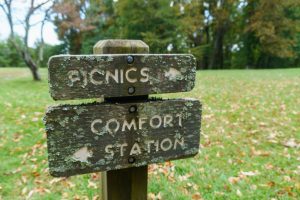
[0,68,299,200]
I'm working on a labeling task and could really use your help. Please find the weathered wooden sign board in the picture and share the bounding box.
[48,54,196,100]
[44,99,201,177]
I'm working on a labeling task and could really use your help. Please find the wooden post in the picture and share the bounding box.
[93,40,149,200]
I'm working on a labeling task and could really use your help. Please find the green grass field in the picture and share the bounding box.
[0,68,299,200]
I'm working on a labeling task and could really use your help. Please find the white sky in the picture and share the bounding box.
[0,0,60,47]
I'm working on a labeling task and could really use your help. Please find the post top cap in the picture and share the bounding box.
[93,39,149,54]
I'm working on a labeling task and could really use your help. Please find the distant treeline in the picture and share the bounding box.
[1,0,300,69]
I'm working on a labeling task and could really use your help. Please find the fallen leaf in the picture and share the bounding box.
[92,195,100,200]
[214,191,225,196]
[265,163,274,170]
[50,177,64,185]
[31,117,39,122]
[267,181,276,187]
[62,192,69,199]
[10,167,21,174]
[259,122,267,127]
[267,133,277,140]
[239,171,259,177]
[228,177,240,184]
[251,147,270,157]
[91,173,101,180]
[32,171,40,177]
[295,182,300,190]
[21,175,28,184]
[192,192,202,200]
[148,192,162,200]
[178,173,192,181]
[250,185,257,190]
[148,193,156,200]
[283,176,291,182]
[88,180,98,189]
[236,189,242,197]
[283,138,299,148]
[22,187,27,195]
[223,184,231,191]
[26,190,35,200]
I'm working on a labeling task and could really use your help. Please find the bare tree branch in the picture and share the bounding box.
[0,4,8,15]
[39,4,52,62]
[0,0,14,36]
[24,0,51,47]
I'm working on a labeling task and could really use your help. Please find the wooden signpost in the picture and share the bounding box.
[44,40,202,200]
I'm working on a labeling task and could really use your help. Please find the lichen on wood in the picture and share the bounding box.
[44,99,201,177]
[48,54,196,100]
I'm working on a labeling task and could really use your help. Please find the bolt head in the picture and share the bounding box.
[127,55,134,64]
[128,156,136,164]
[129,105,137,113]
[128,86,135,95]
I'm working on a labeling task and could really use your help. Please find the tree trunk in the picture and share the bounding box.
[203,24,210,69]
[244,1,256,69]
[9,39,41,81]
[245,33,255,69]
[23,51,41,81]
[224,45,231,68]
[29,65,41,81]
[210,26,225,69]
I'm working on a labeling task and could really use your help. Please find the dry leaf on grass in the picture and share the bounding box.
[88,180,98,189]
[228,177,240,184]
[239,171,260,177]
[283,138,299,148]
[148,192,162,200]
[229,170,260,184]
[192,192,202,200]
[92,195,100,200]
[236,189,242,197]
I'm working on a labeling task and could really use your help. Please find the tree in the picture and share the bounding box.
[80,0,117,54]
[245,0,300,67]
[0,39,26,67]
[52,0,101,54]
[0,0,51,80]
[114,0,181,53]
[208,0,240,69]
[178,0,206,69]
[47,0,300,69]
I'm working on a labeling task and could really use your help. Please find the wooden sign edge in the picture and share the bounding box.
[49,150,199,177]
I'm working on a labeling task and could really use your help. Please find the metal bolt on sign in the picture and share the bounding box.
[44,39,202,200]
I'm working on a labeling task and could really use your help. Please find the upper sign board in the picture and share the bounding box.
[48,54,196,100]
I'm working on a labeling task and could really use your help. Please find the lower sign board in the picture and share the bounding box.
[44,99,201,177]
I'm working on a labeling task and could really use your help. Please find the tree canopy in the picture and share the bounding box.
[1,0,300,72]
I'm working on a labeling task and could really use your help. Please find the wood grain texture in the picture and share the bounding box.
[93,40,149,54]
[96,39,150,200]
[102,166,148,200]
[48,54,196,100]
[44,99,201,177]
